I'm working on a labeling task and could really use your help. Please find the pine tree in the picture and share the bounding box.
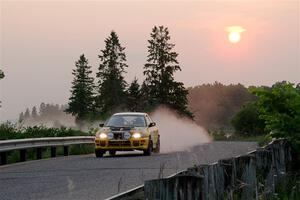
[96,31,128,114]
[19,112,24,123]
[39,103,46,117]
[24,108,30,119]
[126,78,142,111]
[66,54,95,120]
[143,26,192,117]
[31,106,38,118]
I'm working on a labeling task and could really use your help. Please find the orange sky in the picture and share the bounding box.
[0,0,299,120]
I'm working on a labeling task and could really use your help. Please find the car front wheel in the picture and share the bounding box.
[153,137,160,153]
[109,150,116,156]
[95,149,105,158]
[143,140,153,156]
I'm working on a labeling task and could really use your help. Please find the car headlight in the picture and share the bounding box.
[99,133,108,139]
[132,133,141,139]
[124,132,131,140]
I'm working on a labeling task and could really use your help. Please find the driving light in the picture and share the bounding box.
[132,133,141,139]
[99,133,108,139]
[107,132,114,140]
[124,132,131,140]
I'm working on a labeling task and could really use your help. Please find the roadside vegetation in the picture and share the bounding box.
[0,123,92,140]
[0,123,94,164]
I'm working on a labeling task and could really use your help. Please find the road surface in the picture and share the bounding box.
[0,141,258,200]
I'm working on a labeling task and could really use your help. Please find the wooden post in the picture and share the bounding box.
[0,152,7,165]
[63,146,69,156]
[36,148,42,159]
[20,149,26,162]
[51,147,56,157]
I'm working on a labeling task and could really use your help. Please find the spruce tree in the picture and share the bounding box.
[96,31,128,114]
[143,26,192,117]
[39,103,46,117]
[19,112,24,123]
[24,108,30,119]
[126,78,142,111]
[31,106,38,118]
[66,54,95,120]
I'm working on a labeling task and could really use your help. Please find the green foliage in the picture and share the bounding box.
[143,26,192,117]
[270,172,300,200]
[96,31,128,114]
[126,78,143,111]
[0,122,91,140]
[250,82,300,147]
[250,81,300,162]
[66,54,95,120]
[231,102,266,135]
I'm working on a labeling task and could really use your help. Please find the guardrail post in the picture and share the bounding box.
[64,146,69,156]
[0,152,7,165]
[51,147,56,157]
[36,148,42,159]
[20,149,26,162]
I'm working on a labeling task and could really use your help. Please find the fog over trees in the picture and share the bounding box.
[19,83,258,131]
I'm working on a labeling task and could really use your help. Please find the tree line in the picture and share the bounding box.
[19,103,68,122]
[231,82,300,137]
[188,82,256,130]
[19,83,256,130]
[66,26,192,123]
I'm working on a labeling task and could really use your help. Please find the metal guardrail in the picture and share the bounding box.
[0,136,95,152]
[0,136,95,165]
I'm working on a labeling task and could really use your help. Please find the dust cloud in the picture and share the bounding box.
[150,107,212,153]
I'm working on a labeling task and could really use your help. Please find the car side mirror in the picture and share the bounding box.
[99,123,104,127]
[149,122,156,127]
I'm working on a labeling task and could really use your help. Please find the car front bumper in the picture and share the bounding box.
[94,137,149,151]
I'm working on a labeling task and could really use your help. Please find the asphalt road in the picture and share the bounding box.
[0,142,258,200]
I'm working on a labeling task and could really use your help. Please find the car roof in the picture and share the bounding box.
[113,112,147,116]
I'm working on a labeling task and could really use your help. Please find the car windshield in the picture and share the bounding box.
[105,115,146,127]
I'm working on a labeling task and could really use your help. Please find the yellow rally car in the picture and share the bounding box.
[94,112,160,157]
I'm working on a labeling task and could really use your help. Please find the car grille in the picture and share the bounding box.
[113,132,124,140]
[108,140,131,147]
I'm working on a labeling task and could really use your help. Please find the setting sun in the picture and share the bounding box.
[228,32,241,43]
[226,26,246,44]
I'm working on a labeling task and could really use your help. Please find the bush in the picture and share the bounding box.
[250,81,300,159]
[231,102,266,136]
[0,122,91,140]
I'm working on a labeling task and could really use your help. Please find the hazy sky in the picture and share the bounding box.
[0,0,299,121]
